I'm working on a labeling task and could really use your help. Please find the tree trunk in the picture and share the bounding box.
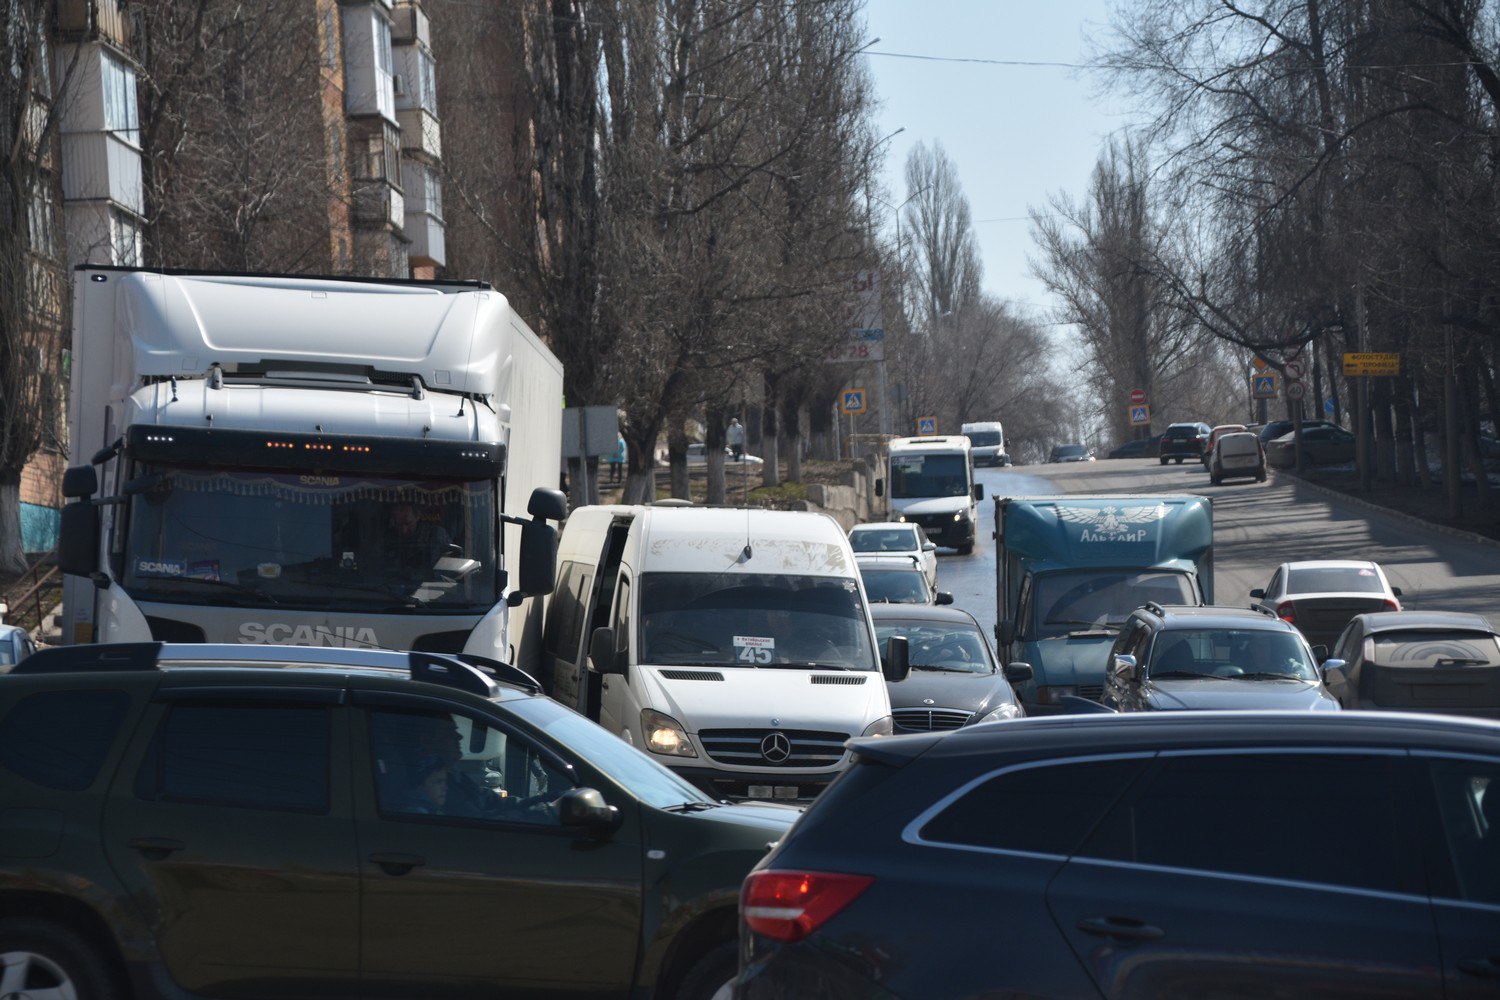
[1371,380,1395,482]
[621,423,661,505]
[1408,377,1432,489]
[783,398,804,483]
[668,422,691,500]
[0,477,26,575]
[761,375,781,488]
[705,406,732,506]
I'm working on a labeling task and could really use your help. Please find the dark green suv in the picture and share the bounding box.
[0,643,796,999]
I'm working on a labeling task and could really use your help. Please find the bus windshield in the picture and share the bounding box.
[890,453,969,499]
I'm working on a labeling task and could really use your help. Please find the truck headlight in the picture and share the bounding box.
[952,510,968,522]
[895,514,908,523]
[640,709,698,757]
[861,716,893,737]
[1034,685,1078,705]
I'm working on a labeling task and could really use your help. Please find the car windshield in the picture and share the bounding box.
[122,464,497,611]
[501,696,713,809]
[860,568,930,604]
[1148,628,1318,680]
[1370,631,1500,667]
[1165,427,1198,438]
[1031,569,1197,638]
[850,528,917,553]
[874,622,993,673]
[965,431,1001,447]
[889,453,969,499]
[1054,444,1088,458]
[638,572,877,670]
[1287,566,1386,594]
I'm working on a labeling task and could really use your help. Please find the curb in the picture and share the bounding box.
[1275,469,1500,552]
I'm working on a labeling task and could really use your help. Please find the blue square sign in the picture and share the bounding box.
[917,416,937,435]
[841,389,866,414]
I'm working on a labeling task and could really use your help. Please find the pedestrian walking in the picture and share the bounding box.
[610,434,626,483]
[726,418,745,461]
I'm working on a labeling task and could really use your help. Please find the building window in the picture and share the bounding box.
[425,164,442,219]
[110,210,141,266]
[101,51,139,146]
[416,47,437,115]
[324,7,338,69]
[26,183,58,258]
[373,13,395,120]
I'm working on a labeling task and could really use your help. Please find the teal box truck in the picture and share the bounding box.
[993,495,1214,713]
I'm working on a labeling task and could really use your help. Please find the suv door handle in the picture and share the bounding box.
[1077,916,1164,942]
[1459,957,1500,979]
[127,837,185,860]
[368,852,427,876]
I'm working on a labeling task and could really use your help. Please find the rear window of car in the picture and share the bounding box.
[919,757,1146,855]
[1164,427,1197,438]
[1370,632,1500,668]
[0,690,132,790]
[1287,567,1386,594]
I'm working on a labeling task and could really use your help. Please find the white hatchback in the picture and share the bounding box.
[1209,431,1266,485]
[849,522,939,591]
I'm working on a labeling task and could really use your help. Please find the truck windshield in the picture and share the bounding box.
[121,465,497,611]
[965,431,1001,447]
[890,453,969,499]
[639,572,878,670]
[1031,569,1196,639]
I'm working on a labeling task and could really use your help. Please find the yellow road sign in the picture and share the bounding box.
[1342,352,1400,376]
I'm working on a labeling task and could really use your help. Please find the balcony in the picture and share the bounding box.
[404,211,444,269]
[396,107,441,161]
[57,0,132,47]
[391,3,430,47]
[352,180,404,229]
[59,131,143,214]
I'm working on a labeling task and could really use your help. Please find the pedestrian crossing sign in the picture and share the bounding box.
[1128,404,1151,426]
[1251,373,1280,399]
[841,389,866,414]
[917,416,937,435]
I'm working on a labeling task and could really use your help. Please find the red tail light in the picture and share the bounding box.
[1276,600,1296,623]
[1383,597,1401,612]
[741,870,874,942]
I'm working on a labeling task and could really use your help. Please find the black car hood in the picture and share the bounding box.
[889,668,1017,718]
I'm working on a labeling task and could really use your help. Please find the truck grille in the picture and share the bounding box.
[893,708,972,732]
[1078,685,1105,702]
[698,728,848,768]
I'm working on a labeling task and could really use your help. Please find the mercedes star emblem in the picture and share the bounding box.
[761,731,792,764]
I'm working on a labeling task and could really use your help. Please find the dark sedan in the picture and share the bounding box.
[871,604,1028,732]
[738,711,1500,999]
[1325,610,1500,718]
[1157,422,1209,464]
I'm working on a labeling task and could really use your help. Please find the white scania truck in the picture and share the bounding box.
[58,267,566,665]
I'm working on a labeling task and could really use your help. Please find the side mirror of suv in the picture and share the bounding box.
[1111,653,1139,683]
[1249,588,1266,599]
[556,787,622,836]
[1003,662,1033,684]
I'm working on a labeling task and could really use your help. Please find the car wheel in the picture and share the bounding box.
[1210,473,1222,485]
[0,918,121,1000]
[1256,469,1267,482]
[1159,457,1167,465]
[957,542,974,555]
[677,941,738,1000]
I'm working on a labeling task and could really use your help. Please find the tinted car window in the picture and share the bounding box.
[861,568,930,604]
[920,757,1146,855]
[1287,567,1386,594]
[1147,628,1317,679]
[136,703,330,812]
[874,622,992,673]
[1424,757,1500,905]
[1080,752,1409,893]
[850,528,917,553]
[1032,570,1196,637]
[1370,632,1500,668]
[0,690,131,791]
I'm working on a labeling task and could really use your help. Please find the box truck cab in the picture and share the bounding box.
[993,494,1213,714]
[539,505,906,802]
[961,421,1009,466]
[881,436,984,554]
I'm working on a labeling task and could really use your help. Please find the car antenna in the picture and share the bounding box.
[740,508,752,563]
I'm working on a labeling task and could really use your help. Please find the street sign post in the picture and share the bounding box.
[1342,352,1400,376]
[1128,404,1151,426]
[917,415,937,435]
[841,389,866,414]
[1129,388,1146,405]
[1251,373,1280,399]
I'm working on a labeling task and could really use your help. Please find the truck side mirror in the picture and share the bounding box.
[874,478,884,497]
[995,619,1015,647]
[589,626,624,675]
[972,484,984,501]
[1003,662,1033,684]
[58,502,100,577]
[62,465,98,499]
[882,635,910,683]
[528,486,569,522]
[516,520,558,597]
[1111,653,1138,683]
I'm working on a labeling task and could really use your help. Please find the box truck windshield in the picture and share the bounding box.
[890,454,969,499]
[1031,568,1197,636]
[122,466,497,611]
[640,572,878,670]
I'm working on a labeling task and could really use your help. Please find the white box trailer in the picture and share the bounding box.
[59,267,565,665]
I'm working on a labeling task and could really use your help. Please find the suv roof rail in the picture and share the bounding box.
[11,642,164,674]
[1250,604,1278,618]
[1142,601,1168,618]
[446,652,542,694]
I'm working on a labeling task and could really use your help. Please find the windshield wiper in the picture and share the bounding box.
[1235,672,1307,681]
[663,801,721,812]
[761,661,853,670]
[911,664,981,673]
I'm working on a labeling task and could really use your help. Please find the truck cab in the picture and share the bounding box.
[881,435,984,554]
[993,495,1213,713]
[961,421,1008,466]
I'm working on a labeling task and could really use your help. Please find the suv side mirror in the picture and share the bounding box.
[1003,662,1033,684]
[934,591,954,606]
[882,635,910,683]
[1391,586,1403,598]
[556,787,622,836]
[1111,653,1139,683]
[1249,588,1266,599]
[1320,658,1348,682]
[589,626,624,675]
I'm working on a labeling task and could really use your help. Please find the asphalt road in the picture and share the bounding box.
[933,457,1500,645]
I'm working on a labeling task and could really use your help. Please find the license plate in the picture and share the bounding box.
[773,785,800,799]
[748,785,774,798]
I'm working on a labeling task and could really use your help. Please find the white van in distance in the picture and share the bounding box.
[961,421,1009,466]
[880,436,984,554]
[538,504,908,802]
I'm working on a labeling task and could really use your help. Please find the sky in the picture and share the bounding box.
[860,1,1137,326]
